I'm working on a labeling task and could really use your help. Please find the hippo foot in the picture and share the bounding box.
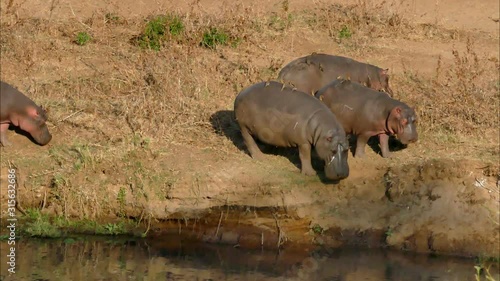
[353,152,366,158]
[0,139,13,147]
[301,168,317,176]
[250,151,266,161]
[381,152,393,158]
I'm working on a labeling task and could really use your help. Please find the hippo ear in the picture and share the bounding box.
[27,106,40,118]
[391,106,403,119]
[380,68,389,76]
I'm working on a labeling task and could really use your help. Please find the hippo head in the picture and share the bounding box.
[367,68,394,96]
[315,129,350,181]
[388,105,418,145]
[23,105,52,146]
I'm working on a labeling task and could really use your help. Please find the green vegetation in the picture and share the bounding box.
[105,13,120,23]
[137,14,185,50]
[23,209,62,238]
[200,27,229,49]
[311,224,324,234]
[0,234,10,241]
[117,186,126,217]
[74,31,91,46]
[19,209,140,238]
[338,25,352,39]
[168,16,185,36]
[385,227,393,237]
[475,256,499,281]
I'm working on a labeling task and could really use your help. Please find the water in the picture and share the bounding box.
[0,235,498,281]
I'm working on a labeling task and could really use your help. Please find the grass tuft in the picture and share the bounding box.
[74,31,91,46]
[200,27,230,49]
[136,14,185,50]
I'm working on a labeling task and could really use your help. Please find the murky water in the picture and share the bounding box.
[0,235,498,281]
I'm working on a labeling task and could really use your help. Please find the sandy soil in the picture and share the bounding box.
[0,0,499,259]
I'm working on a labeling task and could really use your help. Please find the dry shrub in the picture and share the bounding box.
[400,38,499,135]
[311,2,459,42]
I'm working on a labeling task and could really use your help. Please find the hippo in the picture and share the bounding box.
[0,81,52,146]
[234,81,349,181]
[314,78,418,158]
[278,53,394,96]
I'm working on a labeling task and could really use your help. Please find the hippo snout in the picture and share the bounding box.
[399,131,418,145]
[325,165,349,180]
[34,126,52,146]
[324,149,350,181]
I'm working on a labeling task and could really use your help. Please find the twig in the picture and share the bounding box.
[143,214,152,236]
[41,190,47,210]
[29,169,63,178]
[214,211,224,238]
[16,204,27,216]
[273,213,286,249]
[69,3,92,30]
[79,58,103,75]
[56,110,84,124]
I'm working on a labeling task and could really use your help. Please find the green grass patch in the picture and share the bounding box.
[136,14,185,50]
[200,27,229,49]
[311,224,324,234]
[23,209,62,238]
[74,31,91,46]
[338,25,352,39]
[18,209,143,238]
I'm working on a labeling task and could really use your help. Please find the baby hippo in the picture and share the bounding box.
[278,53,394,96]
[234,81,350,181]
[0,81,52,147]
[315,79,418,158]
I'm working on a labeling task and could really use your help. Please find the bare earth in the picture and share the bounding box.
[0,0,499,259]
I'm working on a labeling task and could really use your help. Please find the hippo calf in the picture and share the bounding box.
[234,81,349,181]
[278,53,394,96]
[315,79,418,158]
[0,81,52,147]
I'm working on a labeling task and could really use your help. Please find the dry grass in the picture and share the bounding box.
[398,37,499,135]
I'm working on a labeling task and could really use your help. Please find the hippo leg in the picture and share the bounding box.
[378,134,392,158]
[0,123,12,147]
[298,143,316,176]
[240,126,265,160]
[354,134,370,158]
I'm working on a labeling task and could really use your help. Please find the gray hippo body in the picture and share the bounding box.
[315,79,418,158]
[278,53,394,96]
[0,81,52,146]
[234,81,350,181]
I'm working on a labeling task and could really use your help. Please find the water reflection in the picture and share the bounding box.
[0,235,498,281]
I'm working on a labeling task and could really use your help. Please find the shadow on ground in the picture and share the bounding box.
[347,134,408,158]
[209,110,343,184]
[5,125,43,146]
